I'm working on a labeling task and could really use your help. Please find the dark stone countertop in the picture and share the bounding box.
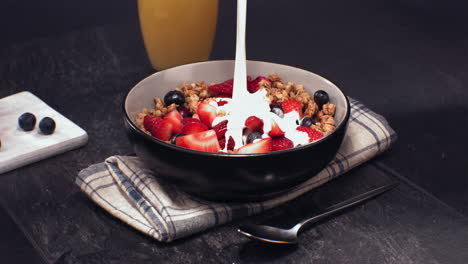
[0,0,467,263]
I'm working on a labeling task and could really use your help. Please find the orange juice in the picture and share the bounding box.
[138,0,219,71]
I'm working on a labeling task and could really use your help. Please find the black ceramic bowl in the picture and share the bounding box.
[124,60,350,202]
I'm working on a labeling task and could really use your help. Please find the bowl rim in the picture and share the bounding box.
[123,60,350,157]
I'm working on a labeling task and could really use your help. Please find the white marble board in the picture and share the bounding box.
[0,91,88,174]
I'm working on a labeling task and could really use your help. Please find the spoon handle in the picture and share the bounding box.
[233,0,248,96]
[296,182,399,231]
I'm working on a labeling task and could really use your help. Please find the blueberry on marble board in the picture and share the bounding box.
[18,112,36,131]
[39,117,56,135]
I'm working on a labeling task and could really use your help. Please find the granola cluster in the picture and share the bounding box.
[175,82,212,113]
[265,73,319,119]
[312,103,336,134]
[264,73,336,135]
[135,73,337,136]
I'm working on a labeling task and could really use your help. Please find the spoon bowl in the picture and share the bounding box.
[238,224,300,244]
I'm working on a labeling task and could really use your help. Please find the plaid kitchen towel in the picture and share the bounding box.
[76,98,396,242]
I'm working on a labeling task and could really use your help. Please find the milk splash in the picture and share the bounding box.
[211,84,310,152]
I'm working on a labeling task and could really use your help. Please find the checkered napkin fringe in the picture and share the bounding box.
[76,98,397,242]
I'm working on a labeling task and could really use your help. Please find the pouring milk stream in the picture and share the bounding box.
[211,0,308,151]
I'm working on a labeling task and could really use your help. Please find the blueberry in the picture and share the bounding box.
[270,104,284,118]
[39,117,56,135]
[18,112,36,131]
[164,90,185,106]
[246,131,262,144]
[300,117,314,127]
[314,90,329,107]
[171,133,185,145]
[177,107,192,118]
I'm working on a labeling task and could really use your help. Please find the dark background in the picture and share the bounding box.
[1,0,468,263]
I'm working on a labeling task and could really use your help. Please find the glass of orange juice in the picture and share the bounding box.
[138,0,219,71]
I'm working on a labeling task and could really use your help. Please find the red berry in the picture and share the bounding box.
[143,115,162,133]
[296,126,323,142]
[143,115,171,139]
[164,110,183,134]
[271,136,294,151]
[218,136,235,150]
[213,120,228,139]
[176,130,221,153]
[217,100,229,106]
[197,101,217,127]
[208,80,233,97]
[268,119,285,137]
[270,101,279,107]
[282,99,303,118]
[247,76,272,93]
[181,119,208,135]
[245,116,264,132]
[152,120,173,141]
[237,138,272,154]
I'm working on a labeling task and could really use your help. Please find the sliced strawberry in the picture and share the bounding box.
[197,101,217,127]
[281,99,303,118]
[217,100,229,106]
[164,110,183,134]
[218,136,235,150]
[176,130,220,152]
[213,120,228,139]
[181,118,206,134]
[296,126,323,142]
[182,121,208,135]
[271,136,294,151]
[143,115,172,140]
[208,80,233,97]
[237,138,272,154]
[268,119,285,137]
[247,76,272,93]
[143,115,163,133]
[181,117,202,126]
[245,116,264,132]
[192,113,200,120]
[152,119,173,141]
